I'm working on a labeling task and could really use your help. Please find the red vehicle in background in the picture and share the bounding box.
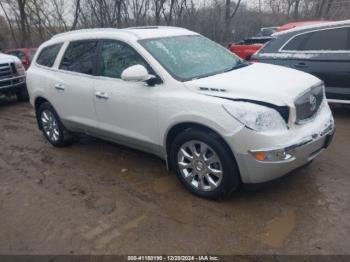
[5,48,37,70]
[228,36,272,60]
[277,20,332,32]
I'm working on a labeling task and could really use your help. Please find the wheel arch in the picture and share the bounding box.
[34,96,51,130]
[165,122,238,171]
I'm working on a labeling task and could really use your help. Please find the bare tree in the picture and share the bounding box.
[224,0,242,42]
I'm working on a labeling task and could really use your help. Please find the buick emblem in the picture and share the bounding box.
[309,95,317,111]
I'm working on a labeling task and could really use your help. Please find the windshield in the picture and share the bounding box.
[140,35,242,81]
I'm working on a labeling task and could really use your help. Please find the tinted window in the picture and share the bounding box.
[60,40,98,75]
[301,27,349,51]
[99,40,148,79]
[283,27,350,51]
[283,33,309,50]
[36,44,63,67]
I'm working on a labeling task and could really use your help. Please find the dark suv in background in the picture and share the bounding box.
[252,20,350,104]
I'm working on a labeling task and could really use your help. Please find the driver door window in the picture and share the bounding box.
[99,40,149,79]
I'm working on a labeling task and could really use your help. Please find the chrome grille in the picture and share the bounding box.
[0,63,13,78]
[295,84,324,124]
[0,63,14,87]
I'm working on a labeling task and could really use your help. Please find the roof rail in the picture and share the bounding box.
[51,28,122,39]
[126,26,186,30]
[127,26,159,29]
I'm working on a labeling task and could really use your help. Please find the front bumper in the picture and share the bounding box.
[0,76,26,94]
[230,104,335,184]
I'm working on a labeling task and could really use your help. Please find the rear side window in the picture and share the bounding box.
[36,43,63,67]
[283,34,310,51]
[283,27,350,51]
[60,40,98,75]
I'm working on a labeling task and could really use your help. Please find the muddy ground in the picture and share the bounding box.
[0,99,349,255]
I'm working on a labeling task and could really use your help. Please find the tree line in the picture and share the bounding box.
[0,0,349,50]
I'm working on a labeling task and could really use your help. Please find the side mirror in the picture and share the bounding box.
[121,65,152,82]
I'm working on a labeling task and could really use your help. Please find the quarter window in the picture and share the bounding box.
[60,40,98,75]
[36,43,63,67]
[99,40,148,79]
[283,27,350,51]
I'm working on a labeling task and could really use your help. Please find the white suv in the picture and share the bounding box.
[27,27,335,199]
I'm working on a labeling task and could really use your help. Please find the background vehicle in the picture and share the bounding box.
[27,27,334,199]
[277,20,333,32]
[252,20,350,104]
[0,53,28,101]
[229,21,333,60]
[6,48,37,70]
[228,36,272,60]
[257,26,278,36]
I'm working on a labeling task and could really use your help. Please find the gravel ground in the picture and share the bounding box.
[0,99,349,255]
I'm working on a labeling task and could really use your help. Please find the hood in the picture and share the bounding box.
[184,63,322,107]
[0,53,20,64]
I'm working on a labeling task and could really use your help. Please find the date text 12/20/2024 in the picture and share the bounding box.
[127,255,219,261]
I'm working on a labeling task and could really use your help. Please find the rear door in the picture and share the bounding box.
[51,40,99,132]
[283,26,350,101]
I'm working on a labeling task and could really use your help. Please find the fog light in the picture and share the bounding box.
[252,148,295,162]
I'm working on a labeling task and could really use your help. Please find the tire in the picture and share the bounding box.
[16,85,29,102]
[37,102,74,147]
[170,128,240,199]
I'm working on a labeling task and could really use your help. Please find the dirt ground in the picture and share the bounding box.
[0,99,349,255]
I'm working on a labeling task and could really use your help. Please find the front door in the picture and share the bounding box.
[93,40,161,153]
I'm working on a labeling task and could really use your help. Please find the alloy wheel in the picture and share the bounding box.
[41,110,60,142]
[177,140,223,191]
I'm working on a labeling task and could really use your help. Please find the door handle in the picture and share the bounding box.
[54,83,65,91]
[95,92,109,100]
[294,62,308,68]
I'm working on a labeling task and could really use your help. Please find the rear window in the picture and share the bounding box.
[59,40,98,75]
[283,27,350,51]
[36,44,63,67]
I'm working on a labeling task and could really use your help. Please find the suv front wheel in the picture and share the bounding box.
[170,128,240,199]
[37,102,74,147]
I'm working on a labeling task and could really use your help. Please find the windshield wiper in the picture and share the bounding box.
[189,61,250,81]
[225,60,250,72]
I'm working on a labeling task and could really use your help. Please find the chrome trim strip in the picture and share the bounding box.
[327,99,350,104]
[0,75,25,83]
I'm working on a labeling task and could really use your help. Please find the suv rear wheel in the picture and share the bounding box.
[37,102,74,147]
[170,128,240,199]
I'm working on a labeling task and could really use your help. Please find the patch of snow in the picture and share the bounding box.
[257,52,316,59]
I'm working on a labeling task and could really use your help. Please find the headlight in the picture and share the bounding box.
[15,61,25,76]
[223,101,287,132]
